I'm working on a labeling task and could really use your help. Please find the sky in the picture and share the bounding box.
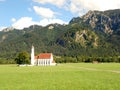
[0,0,120,30]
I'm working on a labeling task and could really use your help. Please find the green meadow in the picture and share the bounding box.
[0,63,120,90]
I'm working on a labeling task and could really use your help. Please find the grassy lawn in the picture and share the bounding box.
[0,63,120,90]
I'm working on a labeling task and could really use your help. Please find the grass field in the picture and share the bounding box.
[0,63,120,90]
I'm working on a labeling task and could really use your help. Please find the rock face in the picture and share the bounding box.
[0,35,7,43]
[2,27,14,32]
[70,9,120,34]
[75,30,98,47]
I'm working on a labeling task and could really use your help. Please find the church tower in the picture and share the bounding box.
[31,45,35,65]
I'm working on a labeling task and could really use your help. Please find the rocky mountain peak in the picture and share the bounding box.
[2,27,14,32]
[70,9,120,34]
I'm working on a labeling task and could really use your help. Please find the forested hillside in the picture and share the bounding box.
[0,9,120,60]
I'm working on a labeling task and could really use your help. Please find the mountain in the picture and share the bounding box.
[70,9,120,34]
[2,27,15,32]
[0,9,120,58]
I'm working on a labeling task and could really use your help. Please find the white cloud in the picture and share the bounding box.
[11,17,68,29]
[39,18,68,26]
[12,17,40,29]
[33,6,55,18]
[33,0,66,7]
[11,18,16,22]
[69,0,120,15]
[33,0,120,16]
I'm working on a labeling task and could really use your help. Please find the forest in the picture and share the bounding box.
[0,9,120,63]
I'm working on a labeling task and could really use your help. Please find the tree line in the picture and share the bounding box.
[54,56,120,63]
[1,51,120,64]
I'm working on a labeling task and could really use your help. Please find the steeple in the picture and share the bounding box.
[31,45,34,65]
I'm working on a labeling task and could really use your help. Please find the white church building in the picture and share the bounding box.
[31,46,56,66]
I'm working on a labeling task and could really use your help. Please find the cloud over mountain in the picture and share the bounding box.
[12,17,40,29]
[11,17,67,29]
[69,0,120,14]
[39,18,68,26]
[33,0,120,16]
[33,6,56,18]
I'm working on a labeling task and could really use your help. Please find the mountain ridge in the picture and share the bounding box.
[0,9,120,58]
[70,9,120,34]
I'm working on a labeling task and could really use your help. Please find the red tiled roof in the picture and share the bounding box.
[34,56,38,59]
[35,53,52,59]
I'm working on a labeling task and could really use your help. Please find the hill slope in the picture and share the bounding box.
[0,9,120,58]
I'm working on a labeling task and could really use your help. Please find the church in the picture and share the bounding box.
[31,46,56,66]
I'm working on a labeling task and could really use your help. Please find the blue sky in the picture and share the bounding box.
[0,0,120,30]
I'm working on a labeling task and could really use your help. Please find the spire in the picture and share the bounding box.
[31,45,35,65]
